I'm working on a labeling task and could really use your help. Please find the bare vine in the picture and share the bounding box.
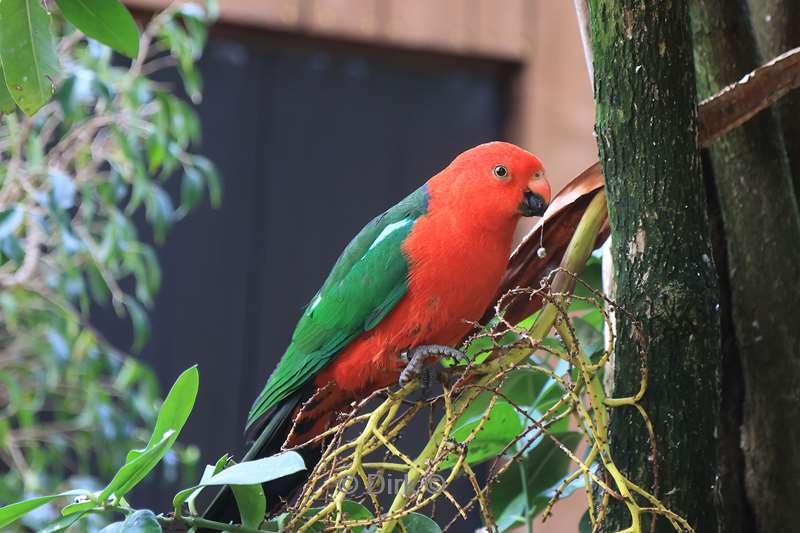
[270,261,690,533]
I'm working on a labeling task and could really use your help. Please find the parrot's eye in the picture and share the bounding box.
[492,165,509,180]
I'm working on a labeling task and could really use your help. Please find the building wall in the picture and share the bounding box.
[127,0,598,192]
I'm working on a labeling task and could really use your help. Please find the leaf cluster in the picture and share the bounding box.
[0,2,219,530]
[0,0,218,117]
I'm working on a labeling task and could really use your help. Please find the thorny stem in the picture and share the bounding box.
[271,189,689,533]
[375,191,609,533]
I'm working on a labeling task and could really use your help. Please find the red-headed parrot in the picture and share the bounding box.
[205,141,551,522]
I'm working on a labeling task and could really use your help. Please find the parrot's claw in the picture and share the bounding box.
[398,345,468,387]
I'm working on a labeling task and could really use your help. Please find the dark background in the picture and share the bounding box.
[95,29,512,526]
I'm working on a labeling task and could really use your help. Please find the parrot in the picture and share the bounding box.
[204,141,551,525]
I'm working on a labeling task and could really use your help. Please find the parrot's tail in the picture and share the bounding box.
[200,390,322,530]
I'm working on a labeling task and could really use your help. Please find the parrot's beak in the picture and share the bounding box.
[518,173,551,217]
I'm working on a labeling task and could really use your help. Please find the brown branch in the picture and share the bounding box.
[698,45,800,146]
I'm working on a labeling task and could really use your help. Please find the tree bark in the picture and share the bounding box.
[747,0,800,201]
[587,2,720,532]
[691,2,800,532]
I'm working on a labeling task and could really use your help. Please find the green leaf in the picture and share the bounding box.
[400,513,442,533]
[339,500,372,522]
[193,156,222,208]
[231,483,266,529]
[173,453,304,529]
[99,509,161,533]
[172,454,228,514]
[441,368,550,470]
[0,206,24,239]
[55,0,140,59]
[100,366,198,501]
[441,401,523,470]
[202,452,306,486]
[579,509,592,533]
[124,296,150,352]
[498,367,551,411]
[0,489,91,528]
[60,499,95,516]
[0,0,59,115]
[144,185,174,243]
[489,431,583,531]
[572,316,603,356]
[133,365,198,459]
[0,64,14,113]
[99,429,175,501]
[1,234,25,264]
[180,166,204,211]
[121,509,162,532]
[570,256,602,311]
[40,511,92,533]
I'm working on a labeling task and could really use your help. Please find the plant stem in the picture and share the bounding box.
[159,513,271,533]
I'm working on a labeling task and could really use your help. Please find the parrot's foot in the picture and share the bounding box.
[398,345,468,387]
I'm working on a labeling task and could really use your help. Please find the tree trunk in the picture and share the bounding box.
[587,2,720,532]
[690,2,800,532]
[747,0,800,201]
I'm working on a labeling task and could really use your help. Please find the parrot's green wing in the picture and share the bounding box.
[245,185,429,432]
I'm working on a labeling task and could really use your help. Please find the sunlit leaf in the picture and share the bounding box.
[56,0,140,59]
[0,490,91,528]
[99,366,198,500]
[128,365,198,461]
[400,513,442,533]
[99,430,174,501]
[173,454,304,530]
[0,0,59,115]
[60,499,95,516]
[202,452,306,486]
[231,483,266,529]
[172,454,228,514]
[442,368,553,470]
[441,401,523,470]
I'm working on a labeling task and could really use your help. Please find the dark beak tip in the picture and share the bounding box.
[519,191,548,217]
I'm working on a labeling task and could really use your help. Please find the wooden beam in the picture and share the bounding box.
[124,0,526,60]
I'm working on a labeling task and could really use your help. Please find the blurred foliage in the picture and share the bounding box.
[0,1,218,530]
[0,0,143,116]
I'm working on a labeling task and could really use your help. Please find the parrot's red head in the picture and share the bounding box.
[429,141,552,227]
